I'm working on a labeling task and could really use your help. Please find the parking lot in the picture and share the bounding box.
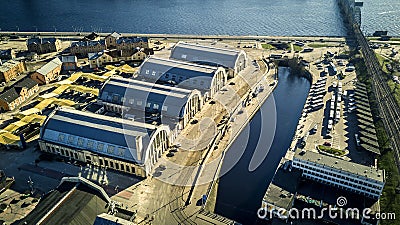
[290,49,375,166]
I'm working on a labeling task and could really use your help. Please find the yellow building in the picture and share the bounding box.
[0,60,26,83]
[88,49,147,69]
[30,58,62,84]
[0,77,39,111]
[27,37,61,54]
[70,32,150,55]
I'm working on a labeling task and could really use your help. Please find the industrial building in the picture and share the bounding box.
[15,177,135,225]
[292,150,385,199]
[39,107,171,177]
[137,56,227,100]
[98,77,202,133]
[170,41,247,77]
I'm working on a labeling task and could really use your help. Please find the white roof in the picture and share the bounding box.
[170,42,246,69]
[36,58,62,75]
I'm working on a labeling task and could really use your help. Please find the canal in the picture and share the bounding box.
[214,67,311,224]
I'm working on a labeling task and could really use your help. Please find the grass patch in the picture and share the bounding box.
[379,148,400,225]
[374,53,400,106]
[375,53,391,74]
[261,43,275,50]
[293,45,303,52]
[387,80,400,106]
[317,145,346,156]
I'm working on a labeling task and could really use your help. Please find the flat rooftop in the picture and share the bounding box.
[294,150,384,182]
[143,56,219,74]
[173,41,241,56]
[263,166,302,210]
[15,181,109,225]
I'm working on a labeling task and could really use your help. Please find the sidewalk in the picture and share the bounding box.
[109,55,277,224]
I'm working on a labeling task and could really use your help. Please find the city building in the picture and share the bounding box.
[104,32,122,48]
[31,57,62,84]
[39,107,171,176]
[98,77,202,133]
[170,41,247,77]
[70,40,107,56]
[262,162,381,225]
[104,48,149,63]
[0,77,39,111]
[0,49,16,60]
[291,150,385,199]
[88,51,113,69]
[138,56,227,100]
[88,49,147,69]
[15,177,112,225]
[82,32,101,41]
[0,60,26,83]
[26,37,61,54]
[70,32,149,55]
[105,32,149,50]
[61,55,79,71]
[261,166,301,221]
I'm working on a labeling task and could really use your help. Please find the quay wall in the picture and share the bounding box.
[0,31,346,42]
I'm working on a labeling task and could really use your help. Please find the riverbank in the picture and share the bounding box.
[0,31,348,42]
[214,67,310,223]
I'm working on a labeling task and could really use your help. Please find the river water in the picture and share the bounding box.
[214,67,310,224]
[0,0,399,36]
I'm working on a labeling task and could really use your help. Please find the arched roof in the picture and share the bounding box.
[138,56,227,93]
[170,41,247,70]
[40,107,170,164]
[98,77,202,119]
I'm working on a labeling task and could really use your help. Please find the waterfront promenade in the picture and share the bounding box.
[0,31,347,43]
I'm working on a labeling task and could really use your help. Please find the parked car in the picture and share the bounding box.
[355,134,361,147]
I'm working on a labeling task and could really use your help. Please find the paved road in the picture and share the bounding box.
[0,31,347,42]
[110,53,276,224]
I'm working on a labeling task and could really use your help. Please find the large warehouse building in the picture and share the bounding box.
[170,41,247,77]
[137,56,227,100]
[98,77,202,133]
[39,107,170,177]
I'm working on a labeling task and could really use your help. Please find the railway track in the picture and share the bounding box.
[353,24,400,172]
